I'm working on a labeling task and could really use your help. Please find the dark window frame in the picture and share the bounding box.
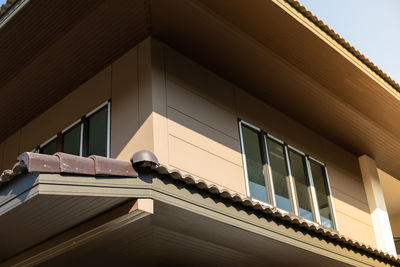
[239,119,338,229]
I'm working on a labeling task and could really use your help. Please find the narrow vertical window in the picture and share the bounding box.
[62,124,81,156]
[241,124,269,203]
[86,105,108,157]
[267,138,292,212]
[310,160,333,228]
[288,150,314,221]
[394,237,400,256]
[40,138,57,155]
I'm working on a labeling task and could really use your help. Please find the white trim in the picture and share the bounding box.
[107,102,111,158]
[238,121,251,197]
[323,165,339,231]
[79,123,84,157]
[284,145,298,215]
[40,135,57,149]
[264,135,276,207]
[276,207,290,215]
[250,198,274,209]
[61,119,81,134]
[267,133,284,144]
[306,157,321,224]
[86,101,109,117]
[239,119,337,229]
[287,145,305,156]
[240,120,261,132]
[308,155,325,166]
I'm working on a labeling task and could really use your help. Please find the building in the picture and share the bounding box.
[0,0,399,266]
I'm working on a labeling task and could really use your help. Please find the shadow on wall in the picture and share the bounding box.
[0,39,376,246]
[379,169,400,237]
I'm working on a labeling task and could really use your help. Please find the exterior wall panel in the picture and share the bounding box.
[0,41,151,168]
[0,38,379,249]
[162,44,377,247]
[20,66,111,155]
[2,131,20,170]
[391,215,400,236]
[111,46,140,161]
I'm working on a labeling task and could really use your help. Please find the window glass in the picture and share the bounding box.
[394,237,400,256]
[62,124,81,156]
[289,150,314,221]
[241,125,269,203]
[267,138,292,212]
[310,160,333,228]
[40,139,57,155]
[86,106,108,157]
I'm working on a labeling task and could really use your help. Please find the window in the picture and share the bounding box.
[239,120,337,229]
[394,237,400,256]
[38,102,110,157]
[241,125,269,203]
[39,137,57,155]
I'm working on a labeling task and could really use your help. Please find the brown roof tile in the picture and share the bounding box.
[0,150,398,264]
[284,0,400,93]
[0,152,137,185]
[148,162,400,264]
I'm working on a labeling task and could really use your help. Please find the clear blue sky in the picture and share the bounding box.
[0,0,399,83]
[299,0,400,83]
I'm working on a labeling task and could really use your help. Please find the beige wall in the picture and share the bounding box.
[147,40,377,247]
[391,215,400,236]
[0,39,155,169]
[379,169,400,237]
[0,37,378,248]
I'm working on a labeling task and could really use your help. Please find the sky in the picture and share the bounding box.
[0,0,399,83]
[299,0,400,83]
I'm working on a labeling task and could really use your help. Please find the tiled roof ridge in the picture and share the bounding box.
[0,152,137,184]
[149,163,400,264]
[284,0,400,94]
[0,151,398,264]
[0,0,19,21]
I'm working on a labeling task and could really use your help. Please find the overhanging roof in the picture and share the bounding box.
[1,0,400,180]
[0,151,398,265]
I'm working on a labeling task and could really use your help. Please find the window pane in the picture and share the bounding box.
[241,125,269,203]
[310,161,333,228]
[62,124,81,156]
[40,139,57,155]
[394,237,400,256]
[267,139,292,212]
[87,106,108,157]
[289,150,314,221]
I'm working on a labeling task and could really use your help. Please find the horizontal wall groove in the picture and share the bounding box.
[168,134,242,168]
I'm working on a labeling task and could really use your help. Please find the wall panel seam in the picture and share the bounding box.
[167,105,239,141]
[168,134,242,167]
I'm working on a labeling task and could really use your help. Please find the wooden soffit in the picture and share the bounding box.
[1,0,400,179]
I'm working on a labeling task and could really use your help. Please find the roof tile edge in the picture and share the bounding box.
[0,0,21,23]
[284,0,400,93]
[0,150,398,264]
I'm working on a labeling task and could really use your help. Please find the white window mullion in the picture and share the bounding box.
[107,101,111,158]
[284,145,299,216]
[238,121,252,197]
[323,165,339,231]
[264,135,276,207]
[306,157,321,224]
[79,122,84,157]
